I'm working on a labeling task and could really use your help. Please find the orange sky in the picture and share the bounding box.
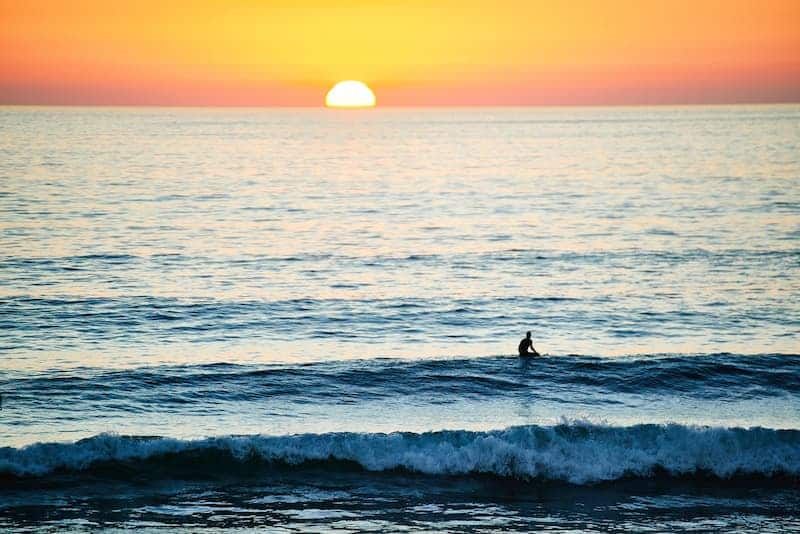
[2,0,799,106]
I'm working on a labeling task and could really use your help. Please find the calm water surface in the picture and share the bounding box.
[1,105,799,532]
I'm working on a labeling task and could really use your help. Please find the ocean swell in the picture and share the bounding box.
[2,423,798,485]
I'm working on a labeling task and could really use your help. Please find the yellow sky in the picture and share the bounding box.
[2,0,798,105]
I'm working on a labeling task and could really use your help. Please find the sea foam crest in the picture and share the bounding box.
[2,423,798,484]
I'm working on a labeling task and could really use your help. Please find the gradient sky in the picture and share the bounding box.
[2,0,799,106]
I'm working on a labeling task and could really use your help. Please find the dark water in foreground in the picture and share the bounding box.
[1,106,799,531]
[2,354,799,532]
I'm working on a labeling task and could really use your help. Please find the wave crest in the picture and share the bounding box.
[2,423,798,485]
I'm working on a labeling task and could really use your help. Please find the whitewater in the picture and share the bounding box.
[1,105,799,532]
[4,423,800,483]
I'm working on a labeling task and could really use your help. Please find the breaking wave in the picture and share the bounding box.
[2,422,798,485]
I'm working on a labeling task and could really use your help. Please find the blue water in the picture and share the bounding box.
[1,105,799,532]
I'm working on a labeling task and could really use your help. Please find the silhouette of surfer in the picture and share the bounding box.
[518,331,540,356]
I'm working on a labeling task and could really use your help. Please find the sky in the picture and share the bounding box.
[1,0,799,106]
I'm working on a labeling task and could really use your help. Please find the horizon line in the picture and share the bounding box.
[2,101,799,110]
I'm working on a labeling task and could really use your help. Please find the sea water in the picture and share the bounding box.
[1,105,799,531]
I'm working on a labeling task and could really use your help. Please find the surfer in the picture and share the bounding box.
[518,331,540,357]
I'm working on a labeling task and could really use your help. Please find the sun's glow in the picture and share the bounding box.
[325,81,376,108]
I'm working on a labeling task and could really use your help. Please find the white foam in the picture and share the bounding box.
[2,423,798,484]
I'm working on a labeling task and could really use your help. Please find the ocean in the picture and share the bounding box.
[1,105,799,532]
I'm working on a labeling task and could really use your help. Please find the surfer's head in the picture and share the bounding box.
[526,331,531,338]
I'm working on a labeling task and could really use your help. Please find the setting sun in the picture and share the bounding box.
[325,81,376,108]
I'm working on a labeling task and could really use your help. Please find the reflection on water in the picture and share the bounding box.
[2,105,799,370]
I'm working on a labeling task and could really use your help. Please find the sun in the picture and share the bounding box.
[325,81,376,108]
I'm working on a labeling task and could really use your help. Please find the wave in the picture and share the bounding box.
[2,423,798,485]
[7,354,799,408]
